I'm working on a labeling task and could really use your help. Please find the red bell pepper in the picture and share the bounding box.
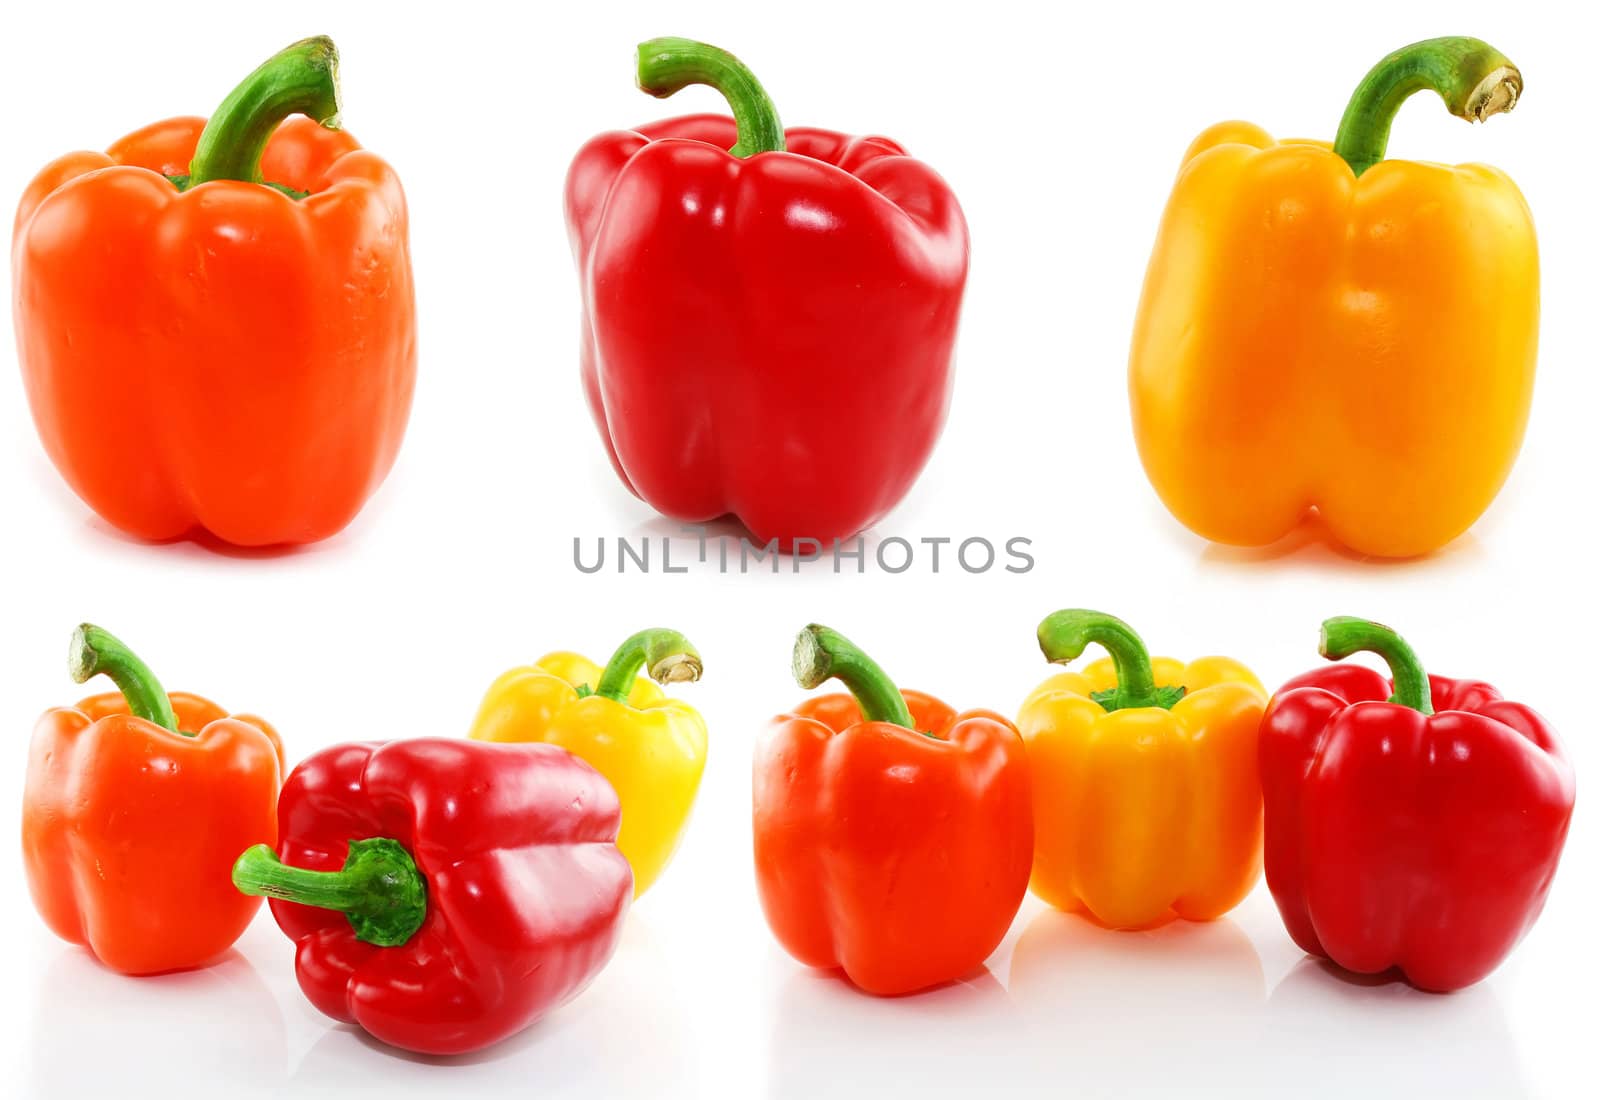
[565,38,969,547]
[1260,617,1575,992]
[232,738,632,1054]
[753,625,1033,995]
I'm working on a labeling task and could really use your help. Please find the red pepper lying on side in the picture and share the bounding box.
[566,38,969,547]
[233,738,632,1054]
[1260,617,1575,992]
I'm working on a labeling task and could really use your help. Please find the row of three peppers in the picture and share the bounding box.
[24,625,708,1055]
[762,614,1575,996]
[17,32,1537,559]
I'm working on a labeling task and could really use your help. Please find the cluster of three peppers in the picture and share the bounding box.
[23,625,709,1054]
[756,613,1574,996]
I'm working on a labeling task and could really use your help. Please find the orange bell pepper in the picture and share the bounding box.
[12,37,415,546]
[1018,611,1265,929]
[754,625,1033,995]
[23,626,283,975]
[1129,37,1536,558]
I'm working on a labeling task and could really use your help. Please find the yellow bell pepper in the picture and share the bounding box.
[1018,611,1266,930]
[469,628,707,897]
[1129,37,1537,558]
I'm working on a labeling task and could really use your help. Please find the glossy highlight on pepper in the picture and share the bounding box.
[469,627,708,897]
[23,625,283,975]
[566,38,969,547]
[1260,617,1575,991]
[1019,611,1266,929]
[753,625,1032,995]
[1129,37,1537,557]
[13,36,416,546]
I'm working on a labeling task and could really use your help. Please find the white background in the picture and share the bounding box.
[2,1,1596,1096]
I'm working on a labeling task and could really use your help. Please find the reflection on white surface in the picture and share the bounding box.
[1009,907,1267,1093]
[23,911,696,1099]
[1004,905,1528,1098]
[9,890,1555,1098]
[768,965,1031,1098]
[1261,958,1526,1098]
[28,945,286,1097]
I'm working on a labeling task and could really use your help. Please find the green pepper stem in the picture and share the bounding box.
[594,628,703,702]
[1036,610,1186,713]
[1333,36,1521,177]
[635,37,785,157]
[68,624,181,733]
[792,624,915,730]
[232,839,427,948]
[1319,617,1435,715]
[186,36,342,188]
